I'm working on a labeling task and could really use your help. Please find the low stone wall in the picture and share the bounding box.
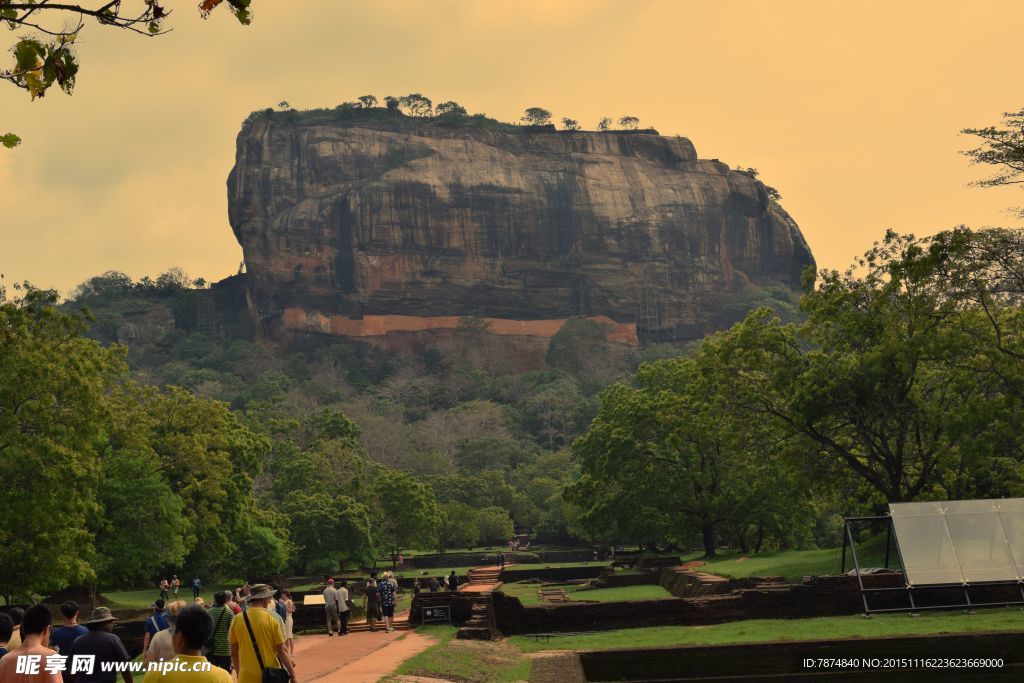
[592,571,661,588]
[578,631,1024,681]
[495,573,1024,635]
[499,566,607,583]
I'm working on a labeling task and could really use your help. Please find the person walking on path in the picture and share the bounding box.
[192,576,201,600]
[142,605,231,683]
[323,578,340,636]
[363,576,381,632]
[229,584,296,683]
[206,591,235,673]
[278,590,295,654]
[68,607,134,683]
[447,570,458,592]
[141,599,169,661]
[171,576,181,598]
[49,601,87,657]
[428,576,440,592]
[0,605,60,683]
[335,581,350,636]
[378,572,398,633]
[159,578,169,602]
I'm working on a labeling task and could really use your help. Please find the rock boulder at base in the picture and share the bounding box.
[227,110,814,350]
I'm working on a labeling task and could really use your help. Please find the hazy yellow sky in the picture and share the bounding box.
[2,0,1022,295]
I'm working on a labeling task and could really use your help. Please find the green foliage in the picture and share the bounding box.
[475,506,514,544]
[92,438,188,587]
[400,92,433,117]
[1,132,20,148]
[284,492,374,573]
[569,347,813,555]
[0,289,124,601]
[374,469,440,553]
[597,117,613,131]
[438,501,479,551]
[435,100,467,116]
[231,525,288,580]
[561,117,580,131]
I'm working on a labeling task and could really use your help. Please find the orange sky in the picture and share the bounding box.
[2,0,1022,295]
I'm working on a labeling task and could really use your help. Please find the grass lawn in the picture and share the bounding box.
[509,607,1024,653]
[699,537,890,583]
[500,582,675,607]
[102,583,240,609]
[388,625,531,681]
[501,561,613,573]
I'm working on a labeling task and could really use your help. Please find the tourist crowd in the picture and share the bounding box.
[0,584,298,683]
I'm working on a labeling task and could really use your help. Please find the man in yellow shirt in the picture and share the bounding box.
[229,584,296,683]
[142,605,229,683]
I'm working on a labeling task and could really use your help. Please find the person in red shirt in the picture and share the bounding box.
[0,605,60,683]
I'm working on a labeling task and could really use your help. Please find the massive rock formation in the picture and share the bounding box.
[227,110,814,350]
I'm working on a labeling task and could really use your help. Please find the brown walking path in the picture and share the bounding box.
[459,563,508,593]
[289,612,435,683]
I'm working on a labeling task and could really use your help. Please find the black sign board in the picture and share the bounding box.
[421,605,452,625]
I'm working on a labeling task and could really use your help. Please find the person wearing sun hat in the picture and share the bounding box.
[228,584,296,683]
[68,607,133,683]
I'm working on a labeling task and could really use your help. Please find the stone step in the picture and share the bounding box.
[455,626,495,640]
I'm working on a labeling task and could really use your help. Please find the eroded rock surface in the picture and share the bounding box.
[227,112,814,344]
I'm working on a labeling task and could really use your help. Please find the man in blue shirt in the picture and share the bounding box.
[142,599,169,660]
[50,601,89,677]
[191,577,201,600]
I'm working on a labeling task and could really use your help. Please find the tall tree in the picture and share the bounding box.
[521,107,551,126]
[618,115,640,130]
[435,100,467,116]
[374,469,440,561]
[962,108,1024,217]
[0,289,125,601]
[715,231,1020,502]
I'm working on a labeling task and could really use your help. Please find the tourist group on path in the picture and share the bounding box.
[0,583,298,683]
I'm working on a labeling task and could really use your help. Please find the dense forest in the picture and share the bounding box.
[3,226,1024,604]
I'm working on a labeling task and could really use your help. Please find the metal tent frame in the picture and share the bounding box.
[841,512,1024,615]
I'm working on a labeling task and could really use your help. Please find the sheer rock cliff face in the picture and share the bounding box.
[227,114,814,351]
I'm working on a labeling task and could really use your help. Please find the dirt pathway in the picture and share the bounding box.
[292,627,436,683]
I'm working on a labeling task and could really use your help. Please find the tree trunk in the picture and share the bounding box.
[738,529,750,554]
[754,524,765,554]
[702,523,717,558]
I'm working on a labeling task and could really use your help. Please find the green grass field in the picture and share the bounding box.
[102,583,240,609]
[696,536,891,582]
[509,607,1024,653]
[389,625,531,681]
[500,582,675,606]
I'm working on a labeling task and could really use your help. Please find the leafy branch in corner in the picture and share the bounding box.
[1,1,253,146]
